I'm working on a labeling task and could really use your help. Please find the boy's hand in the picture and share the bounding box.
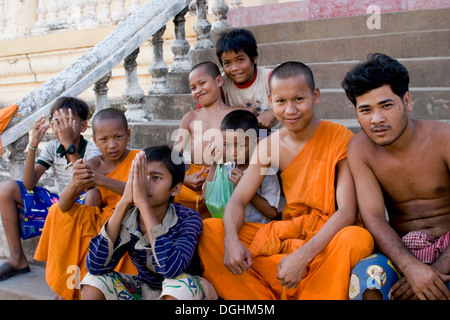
[52,109,77,148]
[30,116,50,148]
[120,158,135,206]
[229,168,244,187]
[184,167,209,191]
[71,159,95,189]
[132,151,150,208]
[257,109,277,129]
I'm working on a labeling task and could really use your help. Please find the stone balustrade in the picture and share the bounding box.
[0,0,232,181]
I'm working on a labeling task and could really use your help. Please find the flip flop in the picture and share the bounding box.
[0,262,30,281]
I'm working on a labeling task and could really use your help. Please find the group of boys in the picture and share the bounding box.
[0,28,448,301]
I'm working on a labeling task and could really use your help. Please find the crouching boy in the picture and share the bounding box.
[80,145,217,300]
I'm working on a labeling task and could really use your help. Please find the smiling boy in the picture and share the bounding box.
[216,28,278,129]
[173,62,248,219]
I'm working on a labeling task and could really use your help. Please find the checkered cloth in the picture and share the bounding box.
[402,231,450,264]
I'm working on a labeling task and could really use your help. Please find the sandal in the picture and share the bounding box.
[0,262,30,281]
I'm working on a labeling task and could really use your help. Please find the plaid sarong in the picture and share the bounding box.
[402,231,450,264]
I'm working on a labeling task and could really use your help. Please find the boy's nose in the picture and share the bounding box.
[371,109,386,124]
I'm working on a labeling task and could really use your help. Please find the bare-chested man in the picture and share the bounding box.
[342,53,450,300]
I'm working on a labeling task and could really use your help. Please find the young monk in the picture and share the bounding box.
[173,62,251,219]
[342,53,450,300]
[198,61,374,300]
[34,108,139,300]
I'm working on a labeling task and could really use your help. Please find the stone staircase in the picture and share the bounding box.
[129,7,450,149]
[0,7,449,299]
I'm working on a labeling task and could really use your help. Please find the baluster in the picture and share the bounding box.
[93,71,112,114]
[127,0,140,16]
[7,135,28,181]
[98,0,112,24]
[193,0,213,49]
[123,48,148,122]
[230,0,243,9]
[47,0,60,29]
[170,7,191,72]
[211,0,229,30]
[148,26,170,94]
[111,0,126,22]
[31,0,49,34]
[83,0,99,28]
[59,0,71,29]
[69,0,85,29]
[0,0,6,37]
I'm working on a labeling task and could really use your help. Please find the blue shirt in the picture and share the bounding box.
[85,203,203,289]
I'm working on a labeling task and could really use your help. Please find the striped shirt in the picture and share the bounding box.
[85,203,203,289]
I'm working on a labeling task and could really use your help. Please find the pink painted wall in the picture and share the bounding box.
[227,0,450,27]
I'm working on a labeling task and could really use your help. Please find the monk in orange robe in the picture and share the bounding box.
[198,62,374,300]
[34,109,138,300]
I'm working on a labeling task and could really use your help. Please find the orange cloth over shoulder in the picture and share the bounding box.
[248,121,354,256]
[173,163,210,219]
[34,149,139,300]
[198,121,374,300]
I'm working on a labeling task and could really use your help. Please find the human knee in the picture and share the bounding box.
[0,180,19,199]
[80,284,106,300]
[337,226,374,253]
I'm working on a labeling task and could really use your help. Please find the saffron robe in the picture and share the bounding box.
[34,150,139,300]
[198,121,374,300]
[174,163,210,219]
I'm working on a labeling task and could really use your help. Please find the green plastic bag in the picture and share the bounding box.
[205,163,235,219]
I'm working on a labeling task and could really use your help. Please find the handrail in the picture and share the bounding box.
[1,0,190,150]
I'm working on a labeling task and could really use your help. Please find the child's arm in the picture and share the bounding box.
[257,109,277,129]
[22,116,50,190]
[230,168,279,220]
[58,159,95,212]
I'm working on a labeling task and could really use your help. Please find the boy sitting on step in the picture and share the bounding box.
[80,146,217,300]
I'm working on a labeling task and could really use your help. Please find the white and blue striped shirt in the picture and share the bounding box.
[85,203,203,289]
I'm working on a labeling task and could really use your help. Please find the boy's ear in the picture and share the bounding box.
[127,128,131,142]
[80,120,88,133]
[216,74,224,87]
[252,55,258,65]
[170,182,183,197]
[313,88,320,105]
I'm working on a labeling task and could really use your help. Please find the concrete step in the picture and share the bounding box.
[226,8,450,44]
[0,259,54,300]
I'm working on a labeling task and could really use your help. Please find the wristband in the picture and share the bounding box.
[29,145,38,151]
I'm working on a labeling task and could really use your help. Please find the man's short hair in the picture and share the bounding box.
[92,108,128,134]
[50,96,90,121]
[341,53,410,106]
[269,61,316,94]
[216,28,258,66]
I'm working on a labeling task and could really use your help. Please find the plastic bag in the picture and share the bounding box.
[205,163,235,219]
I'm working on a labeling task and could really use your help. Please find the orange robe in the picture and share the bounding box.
[198,121,374,300]
[34,149,139,300]
[174,163,210,219]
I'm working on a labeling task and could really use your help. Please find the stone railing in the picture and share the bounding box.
[0,0,244,40]
[1,0,231,180]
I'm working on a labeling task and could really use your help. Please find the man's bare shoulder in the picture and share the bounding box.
[348,130,375,158]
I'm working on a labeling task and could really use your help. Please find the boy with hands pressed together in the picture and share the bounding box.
[81,146,217,300]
